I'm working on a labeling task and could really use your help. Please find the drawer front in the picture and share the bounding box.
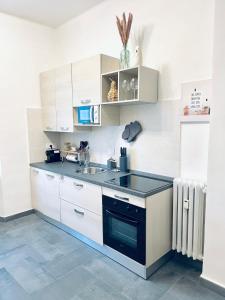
[60,176,102,215]
[61,200,103,245]
[102,187,145,208]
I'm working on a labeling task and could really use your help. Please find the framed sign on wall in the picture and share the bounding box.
[181,79,211,117]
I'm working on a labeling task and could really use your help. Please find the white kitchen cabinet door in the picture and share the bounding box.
[42,107,57,131]
[61,200,103,245]
[42,171,60,221]
[56,109,73,132]
[55,64,73,132]
[30,168,45,213]
[40,70,57,131]
[72,55,101,106]
[59,176,102,215]
[40,65,73,132]
[31,168,60,221]
[40,70,55,107]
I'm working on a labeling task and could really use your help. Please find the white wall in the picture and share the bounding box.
[202,0,225,288]
[0,0,214,217]
[58,0,213,177]
[0,13,57,217]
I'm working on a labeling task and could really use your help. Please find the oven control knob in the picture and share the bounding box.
[135,209,139,213]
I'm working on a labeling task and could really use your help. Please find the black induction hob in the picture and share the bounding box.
[105,174,172,193]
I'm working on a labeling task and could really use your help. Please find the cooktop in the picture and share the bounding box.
[106,174,172,193]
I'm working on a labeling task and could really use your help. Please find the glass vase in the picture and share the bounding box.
[120,46,130,69]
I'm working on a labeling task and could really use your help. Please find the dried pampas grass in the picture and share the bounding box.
[116,12,133,47]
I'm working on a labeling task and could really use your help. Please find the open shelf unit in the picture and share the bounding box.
[101,66,158,105]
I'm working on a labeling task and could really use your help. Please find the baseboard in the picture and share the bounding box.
[200,276,225,297]
[0,209,34,222]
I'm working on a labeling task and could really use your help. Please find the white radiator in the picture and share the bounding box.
[172,178,206,261]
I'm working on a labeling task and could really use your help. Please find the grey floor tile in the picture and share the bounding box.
[83,255,138,292]
[43,244,103,279]
[7,256,55,293]
[0,267,31,300]
[32,265,95,300]
[122,276,165,300]
[73,279,130,300]
[149,264,182,293]
[159,277,225,300]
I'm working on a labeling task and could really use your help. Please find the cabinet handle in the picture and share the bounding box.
[46,174,55,179]
[60,127,69,131]
[73,182,83,188]
[81,99,91,104]
[74,209,84,216]
[114,195,129,202]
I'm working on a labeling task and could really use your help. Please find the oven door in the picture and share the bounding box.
[103,207,146,265]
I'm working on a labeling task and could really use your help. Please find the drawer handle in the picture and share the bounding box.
[114,195,129,202]
[81,99,91,104]
[73,182,83,188]
[46,174,55,179]
[74,209,84,216]
[60,127,69,131]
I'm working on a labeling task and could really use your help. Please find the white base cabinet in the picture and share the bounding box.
[59,176,102,215]
[61,200,103,245]
[30,168,60,221]
[30,168,103,245]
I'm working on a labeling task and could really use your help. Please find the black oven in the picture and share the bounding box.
[103,195,146,265]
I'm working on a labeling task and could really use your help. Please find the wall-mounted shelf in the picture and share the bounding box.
[101,66,158,105]
[180,115,210,124]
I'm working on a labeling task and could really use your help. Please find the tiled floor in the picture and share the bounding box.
[0,214,224,300]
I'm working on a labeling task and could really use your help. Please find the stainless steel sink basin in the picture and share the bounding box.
[75,167,105,175]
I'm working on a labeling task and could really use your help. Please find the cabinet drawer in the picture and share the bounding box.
[102,187,145,208]
[59,176,102,215]
[61,200,103,245]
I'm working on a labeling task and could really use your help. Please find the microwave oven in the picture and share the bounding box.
[77,105,100,124]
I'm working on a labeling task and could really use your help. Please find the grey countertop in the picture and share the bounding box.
[30,161,173,198]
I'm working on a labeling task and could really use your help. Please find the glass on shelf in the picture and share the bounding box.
[130,77,138,99]
[121,79,131,100]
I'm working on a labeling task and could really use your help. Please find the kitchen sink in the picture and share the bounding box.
[75,166,105,175]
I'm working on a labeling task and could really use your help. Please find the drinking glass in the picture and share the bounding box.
[130,77,138,99]
[122,79,131,99]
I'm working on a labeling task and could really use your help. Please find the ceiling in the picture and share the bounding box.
[0,0,105,27]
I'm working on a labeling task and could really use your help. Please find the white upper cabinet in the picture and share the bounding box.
[40,70,56,131]
[72,54,119,106]
[40,64,73,132]
[55,64,73,132]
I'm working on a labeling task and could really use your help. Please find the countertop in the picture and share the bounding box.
[30,161,173,198]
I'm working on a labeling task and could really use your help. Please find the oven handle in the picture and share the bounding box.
[105,209,139,225]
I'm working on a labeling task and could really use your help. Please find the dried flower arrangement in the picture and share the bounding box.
[116,12,133,48]
[116,12,133,68]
